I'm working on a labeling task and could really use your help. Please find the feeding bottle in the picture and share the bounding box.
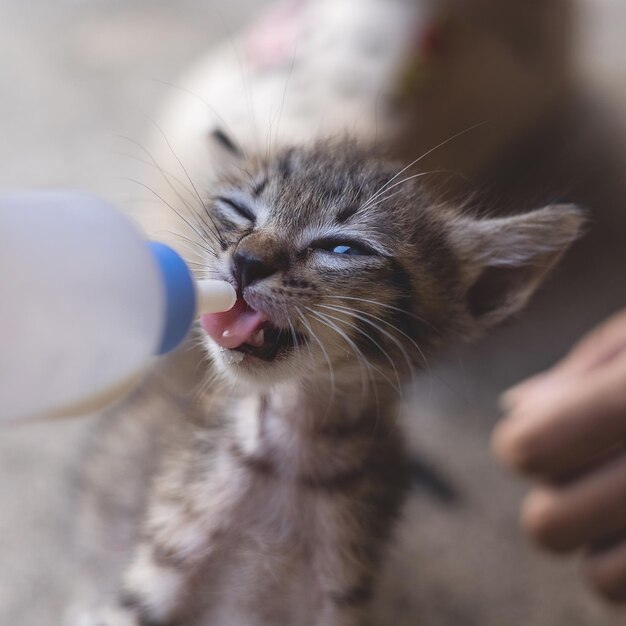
[0,191,235,422]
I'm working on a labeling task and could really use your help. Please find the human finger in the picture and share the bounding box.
[585,538,626,604]
[493,351,626,477]
[521,453,626,553]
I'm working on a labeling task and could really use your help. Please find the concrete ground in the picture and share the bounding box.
[1,1,625,625]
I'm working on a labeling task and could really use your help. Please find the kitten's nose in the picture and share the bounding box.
[233,251,276,290]
[232,236,288,291]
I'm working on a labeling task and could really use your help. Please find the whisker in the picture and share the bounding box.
[117,147,203,202]
[360,171,435,212]
[359,170,461,212]
[307,308,393,402]
[318,303,423,385]
[148,118,226,247]
[155,230,218,259]
[310,304,402,394]
[125,178,219,259]
[358,122,487,211]
[322,305,469,409]
[318,304,413,378]
[323,295,439,334]
[306,308,372,400]
[119,158,222,261]
[328,301,430,377]
[117,136,219,247]
[309,309,395,420]
[295,310,336,413]
[186,263,221,276]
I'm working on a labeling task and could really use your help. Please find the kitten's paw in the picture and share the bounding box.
[95,606,141,626]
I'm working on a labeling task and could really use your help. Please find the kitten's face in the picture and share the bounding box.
[198,144,452,387]
[195,142,581,389]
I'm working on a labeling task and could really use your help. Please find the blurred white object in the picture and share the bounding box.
[0,191,235,422]
[139,0,572,242]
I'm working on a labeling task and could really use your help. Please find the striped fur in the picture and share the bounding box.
[94,141,582,626]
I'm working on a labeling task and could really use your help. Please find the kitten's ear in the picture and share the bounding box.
[208,127,244,168]
[448,204,584,326]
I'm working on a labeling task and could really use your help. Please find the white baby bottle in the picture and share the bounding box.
[0,191,234,422]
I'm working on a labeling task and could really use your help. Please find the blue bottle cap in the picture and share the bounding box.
[148,242,196,354]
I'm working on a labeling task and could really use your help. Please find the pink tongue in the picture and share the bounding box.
[200,297,267,349]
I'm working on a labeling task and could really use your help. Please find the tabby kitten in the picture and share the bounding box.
[99,139,581,626]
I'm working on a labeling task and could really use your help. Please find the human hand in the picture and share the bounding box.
[492,309,626,603]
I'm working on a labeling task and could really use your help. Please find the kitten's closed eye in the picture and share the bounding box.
[215,196,255,224]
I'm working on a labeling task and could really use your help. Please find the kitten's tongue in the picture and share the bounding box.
[200,297,267,349]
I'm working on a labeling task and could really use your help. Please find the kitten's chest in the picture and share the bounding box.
[202,466,320,626]
[230,392,337,483]
[239,471,315,542]
[223,396,347,545]
[231,413,322,543]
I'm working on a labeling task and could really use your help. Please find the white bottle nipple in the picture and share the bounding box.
[196,280,237,315]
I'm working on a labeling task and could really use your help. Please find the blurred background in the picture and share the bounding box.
[1,1,625,624]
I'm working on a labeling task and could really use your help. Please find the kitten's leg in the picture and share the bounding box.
[120,506,227,625]
[97,537,201,626]
[315,541,377,626]
[116,545,192,626]
[104,478,239,626]
[313,499,385,626]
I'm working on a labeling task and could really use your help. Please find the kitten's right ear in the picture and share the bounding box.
[447,204,584,327]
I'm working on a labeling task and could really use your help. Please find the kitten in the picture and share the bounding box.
[91,138,582,626]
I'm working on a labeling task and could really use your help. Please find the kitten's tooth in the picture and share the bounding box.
[250,329,264,347]
[229,351,245,364]
[222,348,244,365]
[222,329,233,338]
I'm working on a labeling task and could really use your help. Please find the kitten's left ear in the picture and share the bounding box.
[448,204,584,326]
[208,127,245,171]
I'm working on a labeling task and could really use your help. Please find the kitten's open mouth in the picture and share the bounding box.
[200,297,305,362]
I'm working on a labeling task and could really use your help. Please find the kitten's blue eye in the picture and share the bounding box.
[311,239,373,256]
[332,245,362,255]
